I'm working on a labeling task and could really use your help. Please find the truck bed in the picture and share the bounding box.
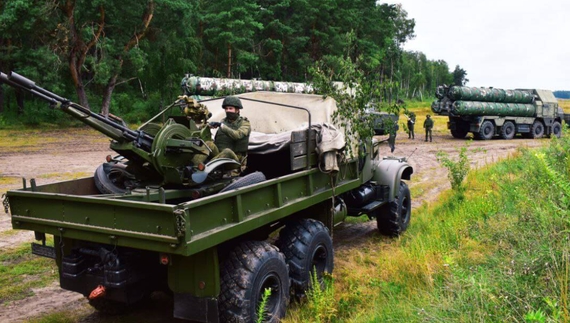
[7,160,361,256]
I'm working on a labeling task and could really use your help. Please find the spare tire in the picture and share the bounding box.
[94,163,135,194]
[219,172,266,193]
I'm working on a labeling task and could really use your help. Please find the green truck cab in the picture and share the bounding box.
[2,74,413,322]
[432,85,564,140]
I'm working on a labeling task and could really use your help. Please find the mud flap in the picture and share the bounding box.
[31,243,56,259]
[174,293,219,323]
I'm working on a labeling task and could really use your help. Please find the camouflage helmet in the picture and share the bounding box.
[222,96,243,109]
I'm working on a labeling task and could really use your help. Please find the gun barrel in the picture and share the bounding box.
[1,71,154,150]
[9,71,69,103]
[8,71,36,89]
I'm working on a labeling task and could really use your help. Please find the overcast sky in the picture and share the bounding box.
[389,0,570,91]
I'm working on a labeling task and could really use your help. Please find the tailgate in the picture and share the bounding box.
[7,182,183,253]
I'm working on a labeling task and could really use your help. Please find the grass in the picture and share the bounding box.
[559,99,570,112]
[0,229,21,237]
[284,133,570,322]
[0,127,108,154]
[0,239,58,305]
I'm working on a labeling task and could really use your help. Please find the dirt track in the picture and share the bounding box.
[0,128,546,322]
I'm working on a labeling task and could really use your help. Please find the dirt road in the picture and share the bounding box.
[0,128,546,322]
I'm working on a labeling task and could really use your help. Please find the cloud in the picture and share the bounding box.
[390,0,570,90]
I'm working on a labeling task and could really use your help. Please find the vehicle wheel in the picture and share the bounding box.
[530,120,545,139]
[219,171,266,193]
[94,162,136,194]
[219,241,289,323]
[450,128,468,139]
[477,120,494,140]
[374,181,411,236]
[88,298,128,315]
[551,121,562,138]
[275,219,333,296]
[500,121,516,140]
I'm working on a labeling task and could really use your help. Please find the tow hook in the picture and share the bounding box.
[88,285,106,300]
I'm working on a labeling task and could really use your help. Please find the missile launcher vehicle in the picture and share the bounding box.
[432,85,564,140]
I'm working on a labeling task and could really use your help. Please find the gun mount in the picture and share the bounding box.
[0,71,240,191]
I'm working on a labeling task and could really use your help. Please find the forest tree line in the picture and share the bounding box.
[0,0,466,124]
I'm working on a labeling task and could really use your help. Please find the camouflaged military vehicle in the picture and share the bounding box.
[432,85,564,140]
[2,73,413,323]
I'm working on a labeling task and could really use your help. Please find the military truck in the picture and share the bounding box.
[432,85,564,140]
[1,73,413,322]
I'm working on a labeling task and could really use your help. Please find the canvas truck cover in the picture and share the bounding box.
[203,92,351,155]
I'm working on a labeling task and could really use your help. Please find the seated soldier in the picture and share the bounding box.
[207,96,251,169]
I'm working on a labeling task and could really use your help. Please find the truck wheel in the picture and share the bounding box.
[450,128,468,139]
[275,219,333,296]
[219,171,266,193]
[94,163,132,194]
[219,241,289,323]
[375,181,411,236]
[551,121,562,138]
[500,121,516,140]
[530,120,545,138]
[477,121,494,140]
[88,298,128,315]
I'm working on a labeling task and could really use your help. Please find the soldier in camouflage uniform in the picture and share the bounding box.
[423,114,434,142]
[208,96,251,169]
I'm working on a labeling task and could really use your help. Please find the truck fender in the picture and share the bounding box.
[191,158,241,183]
[371,157,413,201]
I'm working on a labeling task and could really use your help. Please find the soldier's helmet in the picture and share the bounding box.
[427,114,431,118]
[222,96,243,109]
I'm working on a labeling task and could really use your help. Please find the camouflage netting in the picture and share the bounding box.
[448,86,534,103]
[452,101,536,117]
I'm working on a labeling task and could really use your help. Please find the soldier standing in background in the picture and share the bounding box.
[407,112,415,139]
[387,119,399,153]
[423,114,434,142]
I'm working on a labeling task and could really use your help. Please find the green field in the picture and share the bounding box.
[283,130,570,322]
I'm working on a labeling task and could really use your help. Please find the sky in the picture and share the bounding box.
[388,0,570,91]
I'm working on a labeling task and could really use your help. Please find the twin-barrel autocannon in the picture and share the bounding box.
[0,71,239,191]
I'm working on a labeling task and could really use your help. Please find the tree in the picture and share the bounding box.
[201,0,263,78]
[56,0,157,115]
[452,65,469,86]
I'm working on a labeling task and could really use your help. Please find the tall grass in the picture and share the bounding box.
[285,132,570,323]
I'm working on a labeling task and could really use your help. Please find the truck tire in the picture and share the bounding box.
[375,181,411,236]
[551,121,562,138]
[530,120,545,139]
[219,171,266,193]
[219,241,289,323]
[450,128,468,139]
[500,121,516,140]
[477,121,494,140]
[275,219,333,296]
[94,163,130,194]
[88,298,129,315]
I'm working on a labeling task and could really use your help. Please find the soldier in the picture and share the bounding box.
[423,114,434,142]
[208,96,251,168]
[407,112,416,139]
[387,119,399,153]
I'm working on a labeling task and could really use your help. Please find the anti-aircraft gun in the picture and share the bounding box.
[0,71,241,193]
[431,84,564,140]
